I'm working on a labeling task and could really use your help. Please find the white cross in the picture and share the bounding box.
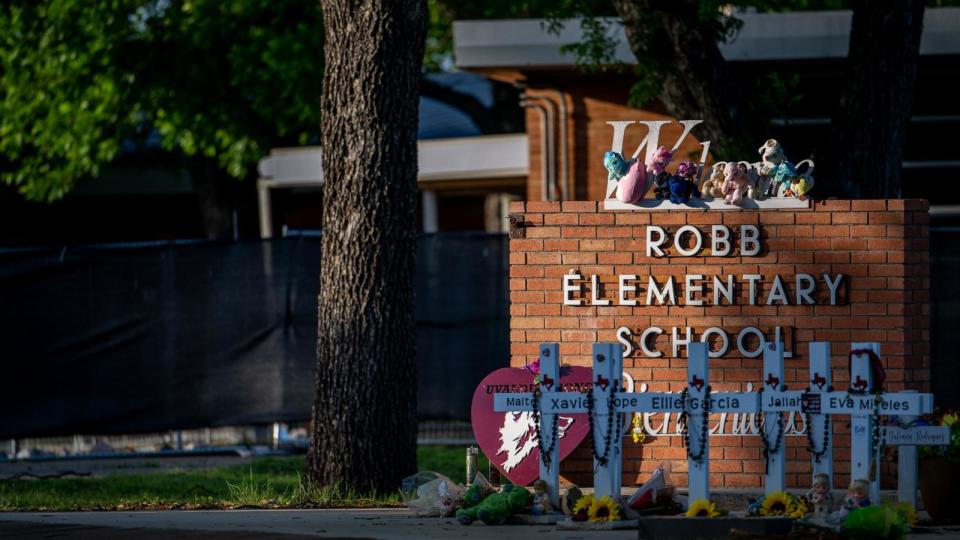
[767,343,934,502]
[881,413,949,508]
[601,342,759,501]
[492,343,564,508]
[760,342,835,486]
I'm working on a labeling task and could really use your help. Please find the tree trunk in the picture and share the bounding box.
[611,1,763,156]
[306,0,426,494]
[825,0,924,198]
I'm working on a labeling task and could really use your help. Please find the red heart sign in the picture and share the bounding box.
[471,367,592,486]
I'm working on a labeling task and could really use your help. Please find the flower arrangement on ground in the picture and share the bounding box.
[919,409,960,461]
[747,490,810,518]
[587,496,621,522]
[685,499,721,517]
[571,493,594,521]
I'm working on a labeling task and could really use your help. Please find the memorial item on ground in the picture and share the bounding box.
[806,472,833,518]
[587,496,621,522]
[685,499,721,518]
[747,490,810,518]
[560,486,583,516]
[470,366,591,486]
[405,472,465,517]
[530,479,553,515]
[841,503,915,540]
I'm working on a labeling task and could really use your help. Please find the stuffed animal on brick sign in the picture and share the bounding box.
[604,150,630,181]
[668,160,701,204]
[701,162,726,198]
[757,139,786,197]
[646,146,674,200]
[745,161,767,199]
[722,162,751,206]
[786,159,815,200]
[771,160,799,198]
[614,158,648,204]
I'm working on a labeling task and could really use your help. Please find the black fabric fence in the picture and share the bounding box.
[0,234,508,439]
[931,226,960,408]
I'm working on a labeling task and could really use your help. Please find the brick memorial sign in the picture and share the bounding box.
[506,199,930,489]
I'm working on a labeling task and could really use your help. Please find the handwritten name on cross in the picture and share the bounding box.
[880,395,948,508]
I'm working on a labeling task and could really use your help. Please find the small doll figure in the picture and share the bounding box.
[530,479,553,515]
[721,162,750,206]
[668,160,701,204]
[646,146,673,200]
[701,162,726,198]
[806,473,833,517]
[844,478,870,509]
[828,478,870,524]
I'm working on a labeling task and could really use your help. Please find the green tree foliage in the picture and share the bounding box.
[0,1,137,201]
[0,0,323,203]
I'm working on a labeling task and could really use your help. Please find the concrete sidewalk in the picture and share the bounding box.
[4,508,960,539]
[0,509,635,539]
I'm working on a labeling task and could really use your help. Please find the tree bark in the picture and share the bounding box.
[306,0,426,494]
[825,0,925,198]
[611,0,763,156]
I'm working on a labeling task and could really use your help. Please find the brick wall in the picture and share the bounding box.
[507,199,930,490]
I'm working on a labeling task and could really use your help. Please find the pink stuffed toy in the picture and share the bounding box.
[722,162,750,206]
[645,146,672,176]
[615,160,648,204]
[646,146,674,200]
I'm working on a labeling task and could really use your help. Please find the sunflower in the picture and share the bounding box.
[789,495,811,519]
[760,491,793,516]
[686,498,721,518]
[588,496,621,522]
[572,494,594,522]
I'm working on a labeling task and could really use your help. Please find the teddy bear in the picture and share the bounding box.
[668,160,701,204]
[757,139,786,197]
[646,146,673,200]
[701,162,726,199]
[721,162,750,206]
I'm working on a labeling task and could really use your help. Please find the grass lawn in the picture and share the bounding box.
[0,445,489,511]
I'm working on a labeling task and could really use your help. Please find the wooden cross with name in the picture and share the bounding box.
[603,342,759,501]
[492,343,564,508]
[880,411,949,507]
[763,342,934,502]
